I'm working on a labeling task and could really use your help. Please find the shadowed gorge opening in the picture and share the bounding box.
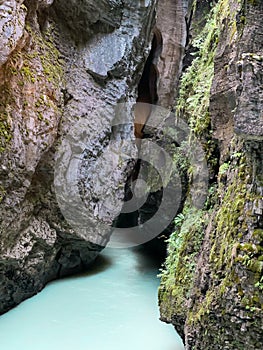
[134,28,163,139]
[1,0,262,348]
[113,29,164,259]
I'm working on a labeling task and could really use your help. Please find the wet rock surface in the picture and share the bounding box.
[210,0,263,142]
[1,1,262,349]
[0,0,157,313]
[158,1,263,349]
[0,0,27,67]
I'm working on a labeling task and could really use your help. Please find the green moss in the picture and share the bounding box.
[0,23,64,154]
[37,112,44,121]
[24,25,64,88]
[248,0,259,5]
[159,0,263,339]
[35,26,64,88]
[218,162,230,175]
[0,114,11,152]
[188,289,215,324]
[159,0,225,323]
[176,39,215,138]
[188,151,263,323]
[175,2,224,171]
[209,175,247,270]
[7,24,64,90]
[159,206,208,319]
[0,87,13,152]
[252,229,263,240]
[20,65,36,83]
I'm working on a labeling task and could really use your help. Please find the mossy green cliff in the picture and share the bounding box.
[158,0,263,349]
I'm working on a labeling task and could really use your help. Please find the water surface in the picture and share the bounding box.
[0,247,184,350]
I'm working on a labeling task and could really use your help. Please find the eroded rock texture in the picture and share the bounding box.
[118,1,192,257]
[0,0,157,313]
[156,0,188,108]
[159,0,263,349]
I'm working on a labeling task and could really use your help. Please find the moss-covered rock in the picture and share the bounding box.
[159,0,263,348]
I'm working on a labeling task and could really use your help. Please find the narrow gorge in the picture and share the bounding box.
[0,1,262,349]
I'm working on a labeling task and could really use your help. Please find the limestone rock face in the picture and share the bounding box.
[136,0,189,255]
[0,0,157,313]
[0,0,27,66]
[156,0,188,109]
[54,0,123,41]
[210,0,263,143]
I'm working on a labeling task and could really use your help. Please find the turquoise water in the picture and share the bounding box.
[0,247,184,350]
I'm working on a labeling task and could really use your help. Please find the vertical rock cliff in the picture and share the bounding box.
[1,2,262,349]
[159,0,263,349]
[0,0,158,313]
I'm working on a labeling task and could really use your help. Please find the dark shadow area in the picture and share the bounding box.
[142,235,168,264]
[114,29,163,231]
[133,243,165,274]
[135,28,163,138]
[57,254,113,281]
[83,254,113,276]
[112,28,167,264]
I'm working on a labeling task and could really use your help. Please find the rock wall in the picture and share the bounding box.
[136,0,189,256]
[159,0,263,349]
[2,3,262,348]
[156,0,189,109]
[0,0,157,313]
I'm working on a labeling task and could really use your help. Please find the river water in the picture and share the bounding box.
[0,247,184,350]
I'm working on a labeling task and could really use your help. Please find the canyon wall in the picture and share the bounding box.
[159,0,263,349]
[1,1,262,349]
[0,0,157,313]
